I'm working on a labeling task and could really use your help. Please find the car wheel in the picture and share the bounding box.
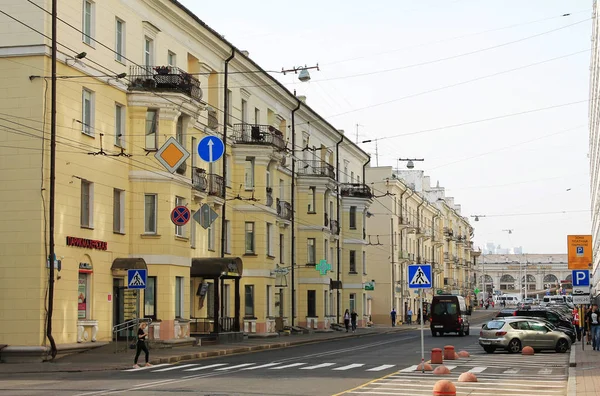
[458,329,464,337]
[483,346,495,354]
[556,339,569,353]
[507,338,521,354]
[465,327,470,336]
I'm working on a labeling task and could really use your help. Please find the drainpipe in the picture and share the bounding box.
[362,157,370,186]
[221,48,235,258]
[291,98,301,326]
[416,201,425,263]
[336,134,344,324]
[431,213,440,289]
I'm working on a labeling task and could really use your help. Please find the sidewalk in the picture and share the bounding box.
[0,325,414,374]
[570,343,600,396]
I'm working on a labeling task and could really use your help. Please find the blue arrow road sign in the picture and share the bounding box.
[127,269,147,289]
[197,136,224,163]
[572,269,590,287]
[408,264,432,289]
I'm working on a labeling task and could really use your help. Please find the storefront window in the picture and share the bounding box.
[144,276,156,319]
[78,273,89,319]
[245,285,254,317]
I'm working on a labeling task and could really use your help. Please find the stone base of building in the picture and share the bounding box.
[0,341,108,363]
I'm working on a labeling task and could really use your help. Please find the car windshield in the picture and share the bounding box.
[484,320,505,330]
[433,302,458,316]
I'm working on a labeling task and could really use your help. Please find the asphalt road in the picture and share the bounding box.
[3,310,563,396]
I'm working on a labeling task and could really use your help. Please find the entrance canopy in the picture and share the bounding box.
[111,258,147,270]
[191,257,243,279]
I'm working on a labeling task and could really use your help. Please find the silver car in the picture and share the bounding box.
[479,317,571,354]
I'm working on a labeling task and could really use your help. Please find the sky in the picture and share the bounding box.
[180,0,593,254]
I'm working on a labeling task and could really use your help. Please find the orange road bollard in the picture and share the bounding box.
[418,362,433,371]
[432,379,456,396]
[522,346,534,355]
[443,345,456,360]
[457,350,470,358]
[431,348,443,364]
[433,365,451,375]
[458,372,478,382]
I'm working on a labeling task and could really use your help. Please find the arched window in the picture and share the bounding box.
[500,274,515,290]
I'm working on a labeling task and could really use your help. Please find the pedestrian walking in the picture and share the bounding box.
[407,308,413,325]
[351,310,358,332]
[344,309,351,332]
[572,307,581,342]
[133,322,152,369]
[585,305,593,345]
[390,308,397,327]
[591,305,600,350]
[417,308,422,325]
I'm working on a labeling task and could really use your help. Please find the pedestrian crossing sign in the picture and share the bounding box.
[408,264,432,289]
[127,269,147,289]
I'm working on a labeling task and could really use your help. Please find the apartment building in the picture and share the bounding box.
[0,0,371,359]
[365,167,476,324]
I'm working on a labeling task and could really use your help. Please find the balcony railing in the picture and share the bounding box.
[297,160,335,179]
[207,173,224,197]
[192,167,207,192]
[277,198,292,221]
[128,65,202,101]
[330,219,340,235]
[340,183,372,198]
[232,123,286,151]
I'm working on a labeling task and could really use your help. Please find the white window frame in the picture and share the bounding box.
[307,238,316,264]
[245,222,255,254]
[208,222,215,251]
[241,99,248,123]
[349,293,356,313]
[226,90,233,126]
[244,158,255,190]
[115,103,125,147]
[324,290,328,317]
[144,194,157,234]
[80,180,93,228]
[225,220,232,254]
[308,187,316,213]
[254,107,260,124]
[115,18,125,63]
[266,223,273,257]
[82,89,94,136]
[82,0,95,46]
[175,276,184,319]
[144,36,154,67]
[167,51,176,67]
[145,109,158,149]
[175,196,185,237]
[113,188,124,233]
[279,233,285,264]
[362,250,367,275]
[266,285,272,317]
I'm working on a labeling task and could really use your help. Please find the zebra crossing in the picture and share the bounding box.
[341,348,569,395]
[123,361,398,374]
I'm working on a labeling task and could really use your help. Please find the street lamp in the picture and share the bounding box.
[398,158,424,170]
[281,64,319,82]
[471,214,485,222]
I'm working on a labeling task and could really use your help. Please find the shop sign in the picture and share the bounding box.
[79,262,93,273]
[66,236,108,251]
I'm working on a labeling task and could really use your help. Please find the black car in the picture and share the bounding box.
[514,309,575,334]
[430,295,470,337]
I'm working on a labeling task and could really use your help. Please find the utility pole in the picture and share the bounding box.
[47,0,58,359]
[390,217,395,311]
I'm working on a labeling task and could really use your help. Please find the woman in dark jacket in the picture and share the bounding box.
[133,322,152,368]
[344,309,350,332]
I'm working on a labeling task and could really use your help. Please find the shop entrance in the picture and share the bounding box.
[111,258,147,340]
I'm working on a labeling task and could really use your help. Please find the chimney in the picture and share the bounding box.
[241,50,249,57]
[297,95,307,103]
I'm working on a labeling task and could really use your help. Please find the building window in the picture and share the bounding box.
[266,285,272,317]
[350,171,354,183]
[207,222,215,250]
[266,223,273,256]
[245,222,255,254]
[330,246,334,268]
[225,220,231,254]
[167,51,176,67]
[362,250,367,275]
[144,276,157,319]
[82,89,94,136]
[175,196,185,237]
[226,90,233,125]
[190,211,196,248]
[176,116,184,146]
[115,18,125,62]
[145,109,158,149]
[324,290,328,317]
[324,239,329,262]
[113,188,124,233]
[115,104,125,146]
[254,107,260,124]
[308,187,316,213]
[241,99,248,123]
[144,194,157,234]
[82,0,94,46]
[349,206,357,229]
[244,285,255,317]
[78,273,90,319]
[349,250,356,273]
[307,238,316,265]
[175,276,184,319]
[279,233,285,264]
[80,180,93,228]
[307,290,316,317]
[144,36,153,66]
[225,155,232,187]
[244,157,255,189]
[349,293,356,313]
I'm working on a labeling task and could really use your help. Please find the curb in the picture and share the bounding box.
[569,347,577,367]
[567,367,577,396]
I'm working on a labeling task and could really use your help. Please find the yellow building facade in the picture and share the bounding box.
[365,167,476,325]
[0,0,372,359]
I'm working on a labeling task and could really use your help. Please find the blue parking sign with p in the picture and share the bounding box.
[572,270,590,287]
[576,246,584,256]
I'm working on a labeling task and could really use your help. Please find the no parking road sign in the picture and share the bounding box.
[171,206,190,226]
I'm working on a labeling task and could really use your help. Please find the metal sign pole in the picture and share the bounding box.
[420,289,425,373]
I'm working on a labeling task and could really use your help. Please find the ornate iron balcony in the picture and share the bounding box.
[330,219,340,235]
[128,65,202,101]
[340,183,372,198]
[207,173,224,197]
[192,167,207,192]
[276,198,292,221]
[232,123,286,151]
[297,160,335,179]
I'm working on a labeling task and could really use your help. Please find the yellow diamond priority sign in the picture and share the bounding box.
[155,137,190,173]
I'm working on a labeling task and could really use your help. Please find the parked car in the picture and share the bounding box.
[479,318,571,354]
[496,309,517,318]
[514,315,576,343]
[430,295,470,337]
[513,308,575,332]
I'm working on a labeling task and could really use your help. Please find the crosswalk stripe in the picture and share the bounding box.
[503,368,520,374]
[444,365,457,371]
[367,364,396,372]
[468,366,487,373]
[215,363,255,371]
[241,363,280,370]
[333,364,365,371]
[152,364,198,372]
[269,362,307,370]
[123,363,170,372]
[399,365,419,372]
[184,363,228,371]
[300,363,336,370]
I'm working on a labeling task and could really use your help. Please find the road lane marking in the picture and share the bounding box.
[399,365,418,372]
[333,363,365,371]
[270,362,307,370]
[241,362,280,370]
[538,368,553,375]
[503,368,520,374]
[214,363,255,370]
[183,363,227,371]
[468,366,487,373]
[123,363,170,372]
[300,363,336,370]
[151,364,198,372]
[367,364,396,371]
